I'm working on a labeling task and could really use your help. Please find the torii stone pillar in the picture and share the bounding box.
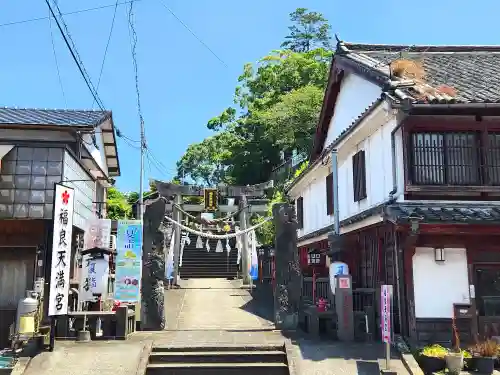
[273,203,301,330]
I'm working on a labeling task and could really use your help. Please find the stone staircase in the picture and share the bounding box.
[146,345,289,375]
[179,233,239,279]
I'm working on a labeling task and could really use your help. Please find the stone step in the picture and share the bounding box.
[146,362,289,375]
[152,346,284,352]
[149,350,286,364]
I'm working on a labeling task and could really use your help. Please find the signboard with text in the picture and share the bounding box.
[115,220,143,302]
[381,284,393,343]
[48,184,74,316]
[204,188,218,211]
[84,218,111,250]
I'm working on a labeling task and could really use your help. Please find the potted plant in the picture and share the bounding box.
[469,339,498,375]
[445,318,464,374]
[418,344,448,373]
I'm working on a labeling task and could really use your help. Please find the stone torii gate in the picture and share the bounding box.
[140,179,276,330]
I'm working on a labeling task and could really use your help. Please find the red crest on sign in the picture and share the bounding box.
[62,190,70,205]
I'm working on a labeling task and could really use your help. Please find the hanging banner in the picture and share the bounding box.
[115,220,143,302]
[48,184,75,316]
[381,284,393,343]
[165,231,175,280]
[249,231,258,280]
[79,254,110,302]
[84,218,111,250]
[204,188,218,211]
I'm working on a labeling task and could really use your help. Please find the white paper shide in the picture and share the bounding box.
[48,184,75,316]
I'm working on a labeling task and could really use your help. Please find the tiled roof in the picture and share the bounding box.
[338,42,500,104]
[385,203,500,224]
[0,107,111,127]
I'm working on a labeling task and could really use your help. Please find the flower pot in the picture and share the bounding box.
[445,352,464,374]
[418,355,446,373]
[474,356,495,375]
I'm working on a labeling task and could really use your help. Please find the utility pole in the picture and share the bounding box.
[139,120,146,328]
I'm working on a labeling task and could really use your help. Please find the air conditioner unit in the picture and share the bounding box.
[109,235,117,251]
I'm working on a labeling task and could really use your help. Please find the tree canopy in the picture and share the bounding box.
[175,8,333,187]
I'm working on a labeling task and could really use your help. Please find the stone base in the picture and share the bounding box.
[76,330,91,343]
[276,313,299,331]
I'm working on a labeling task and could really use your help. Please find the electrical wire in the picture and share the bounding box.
[47,9,67,108]
[158,0,227,68]
[45,0,105,110]
[0,0,145,28]
[95,0,120,103]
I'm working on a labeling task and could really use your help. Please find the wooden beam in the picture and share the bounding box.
[154,179,274,198]
[162,204,268,213]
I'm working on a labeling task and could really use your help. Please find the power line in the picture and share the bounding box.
[157,0,227,68]
[47,9,67,108]
[45,0,105,110]
[95,0,120,104]
[1,0,145,28]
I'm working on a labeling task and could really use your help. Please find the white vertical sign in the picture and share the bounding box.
[381,284,393,343]
[84,218,111,250]
[48,184,75,316]
[79,254,110,302]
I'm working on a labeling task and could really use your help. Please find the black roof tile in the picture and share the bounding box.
[386,203,500,224]
[338,42,500,104]
[0,107,111,127]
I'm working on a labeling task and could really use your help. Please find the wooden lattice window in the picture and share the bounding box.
[352,150,367,202]
[410,131,500,186]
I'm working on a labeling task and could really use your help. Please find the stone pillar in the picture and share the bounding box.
[239,195,250,286]
[141,197,167,330]
[272,203,301,330]
[335,274,354,341]
[172,194,182,285]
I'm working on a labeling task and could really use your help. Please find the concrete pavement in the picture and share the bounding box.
[21,278,412,375]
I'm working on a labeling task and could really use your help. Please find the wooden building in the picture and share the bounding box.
[0,108,120,347]
[287,40,500,343]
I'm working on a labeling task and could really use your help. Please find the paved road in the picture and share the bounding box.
[21,278,411,375]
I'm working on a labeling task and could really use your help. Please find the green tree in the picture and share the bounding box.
[107,187,132,220]
[176,8,332,191]
[281,8,332,52]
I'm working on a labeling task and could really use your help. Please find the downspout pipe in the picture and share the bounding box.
[388,121,404,198]
[331,149,340,235]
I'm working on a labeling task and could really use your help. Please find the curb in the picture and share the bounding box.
[394,337,424,375]
[134,340,154,375]
[10,357,32,375]
[284,338,300,375]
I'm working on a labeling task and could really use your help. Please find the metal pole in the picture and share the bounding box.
[172,194,182,285]
[239,195,250,286]
[386,340,391,370]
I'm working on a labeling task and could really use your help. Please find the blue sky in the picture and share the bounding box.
[0,0,497,192]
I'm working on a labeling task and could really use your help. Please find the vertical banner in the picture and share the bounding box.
[48,184,75,316]
[79,254,110,302]
[249,231,258,280]
[115,220,143,302]
[381,284,393,343]
[84,218,111,250]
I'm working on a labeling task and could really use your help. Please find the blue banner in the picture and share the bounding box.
[115,220,143,302]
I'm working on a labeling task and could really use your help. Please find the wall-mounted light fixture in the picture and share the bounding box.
[434,247,445,263]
